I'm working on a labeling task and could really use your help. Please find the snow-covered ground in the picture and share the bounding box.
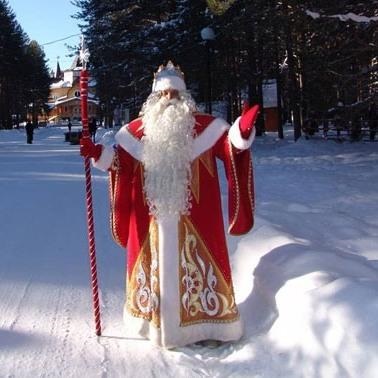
[1,125,377,378]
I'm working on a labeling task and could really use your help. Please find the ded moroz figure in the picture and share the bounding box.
[80,61,259,349]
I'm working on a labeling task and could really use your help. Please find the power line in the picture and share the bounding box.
[42,33,81,46]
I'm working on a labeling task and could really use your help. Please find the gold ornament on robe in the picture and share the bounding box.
[190,150,215,204]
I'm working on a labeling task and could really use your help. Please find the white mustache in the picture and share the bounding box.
[159,97,179,107]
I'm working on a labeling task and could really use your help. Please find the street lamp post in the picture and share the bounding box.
[201,27,215,114]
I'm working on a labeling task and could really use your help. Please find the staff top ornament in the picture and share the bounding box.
[79,35,90,70]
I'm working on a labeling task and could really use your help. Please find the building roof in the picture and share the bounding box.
[69,54,82,70]
[47,96,99,109]
[51,80,73,89]
[56,61,62,79]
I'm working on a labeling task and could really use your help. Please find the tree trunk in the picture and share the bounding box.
[284,3,301,141]
[274,26,284,139]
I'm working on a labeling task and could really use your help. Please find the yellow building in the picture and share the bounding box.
[48,56,98,123]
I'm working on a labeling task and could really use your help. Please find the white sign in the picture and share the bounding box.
[263,79,278,108]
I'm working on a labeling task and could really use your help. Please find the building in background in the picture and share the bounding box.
[47,56,99,124]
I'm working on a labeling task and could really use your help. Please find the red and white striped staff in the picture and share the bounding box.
[80,36,102,336]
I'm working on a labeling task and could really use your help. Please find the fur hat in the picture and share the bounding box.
[152,61,186,92]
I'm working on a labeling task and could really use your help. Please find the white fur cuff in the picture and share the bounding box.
[92,145,115,171]
[228,116,256,150]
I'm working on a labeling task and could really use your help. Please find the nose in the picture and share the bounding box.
[162,89,179,100]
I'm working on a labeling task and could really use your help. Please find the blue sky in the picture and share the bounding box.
[7,0,82,72]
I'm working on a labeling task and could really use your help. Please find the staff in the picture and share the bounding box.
[80,36,102,336]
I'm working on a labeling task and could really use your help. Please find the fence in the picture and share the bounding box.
[302,119,377,142]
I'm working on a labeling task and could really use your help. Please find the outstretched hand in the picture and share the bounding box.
[80,138,102,161]
[239,101,260,139]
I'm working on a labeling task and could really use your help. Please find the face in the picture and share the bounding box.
[161,88,179,100]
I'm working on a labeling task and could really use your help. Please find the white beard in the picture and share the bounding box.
[141,94,196,219]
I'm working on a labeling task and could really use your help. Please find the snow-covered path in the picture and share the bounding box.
[1,126,378,377]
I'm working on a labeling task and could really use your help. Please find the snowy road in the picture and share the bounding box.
[1,126,378,377]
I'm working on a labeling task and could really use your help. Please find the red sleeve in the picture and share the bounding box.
[109,146,135,248]
[214,134,255,235]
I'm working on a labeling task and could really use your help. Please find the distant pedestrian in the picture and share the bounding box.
[89,118,97,142]
[25,120,34,144]
[323,119,329,140]
[68,119,72,134]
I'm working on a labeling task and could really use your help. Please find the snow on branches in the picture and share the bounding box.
[306,10,378,23]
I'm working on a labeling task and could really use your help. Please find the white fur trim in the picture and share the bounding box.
[228,116,256,150]
[152,76,186,92]
[124,309,243,348]
[114,119,229,163]
[115,125,143,161]
[158,216,181,347]
[123,214,243,349]
[92,145,114,171]
[192,117,229,160]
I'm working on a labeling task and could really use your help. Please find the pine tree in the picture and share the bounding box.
[0,1,51,129]
[23,41,51,125]
[0,0,27,128]
[300,0,378,119]
[73,0,210,120]
[73,0,377,136]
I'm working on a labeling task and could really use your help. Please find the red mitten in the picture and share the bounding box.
[239,102,260,139]
[80,138,102,161]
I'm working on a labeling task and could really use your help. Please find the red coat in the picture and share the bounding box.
[108,113,255,347]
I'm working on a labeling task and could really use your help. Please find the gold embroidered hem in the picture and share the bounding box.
[126,221,160,328]
[179,217,239,326]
